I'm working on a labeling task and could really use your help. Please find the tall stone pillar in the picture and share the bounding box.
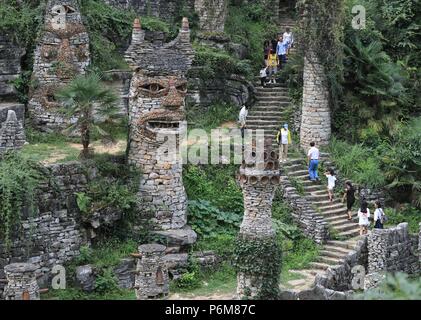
[195,0,228,33]
[28,0,90,132]
[134,244,169,300]
[0,110,26,154]
[124,18,197,245]
[3,263,40,300]
[300,52,331,149]
[236,138,281,299]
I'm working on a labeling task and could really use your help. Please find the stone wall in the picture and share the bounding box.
[105,0,195,22]
[0,34,25,101]
[367,223,419,276]
[279,175,329,244]
[0,162,92,296]
[195,0,228,33]
[300,53,331,149]
[187,71,256,108]
[28,0,90,132]
[102,70,132,117]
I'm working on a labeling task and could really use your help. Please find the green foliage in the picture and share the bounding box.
[0,152,42,248]
[75,192,92,214]
[289,177,305,195]
[359,272,421,300]
[80,0,175,71]
[384,205,421,234]
[56,73,119,158]
[192,234,235,260]
[192,45,253,80]
[183,164,243,215]
[188,200,241,238]
[186,102,238,132]
[329,138,385,188]
[233,235,282,299]
[94,268,119,294]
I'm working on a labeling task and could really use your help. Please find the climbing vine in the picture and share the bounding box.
[0,152,42,248]
[233,235,282,300]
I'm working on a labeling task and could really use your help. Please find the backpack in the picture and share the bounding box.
[379,208,388,224]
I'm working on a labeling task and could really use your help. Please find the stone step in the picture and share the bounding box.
[305,194,331,202]
[253,102,291,107]
[337,229,361,239]
[323,214,351,224]
[323,245,353,255]
[247,114,288,120]
[247,112,289,117]
[319,207,348,216]
[308,262,330,271]
[312,199,342,206]
[287,169,308,177]
[332,223,360,233]
[317,255,343,266]
[246,119,284,125]
[317,203,344,211]
[255,92,288,97]
[325,240,357,250]
[284,158,304,166]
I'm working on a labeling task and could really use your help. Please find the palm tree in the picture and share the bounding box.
[56,73,119,158]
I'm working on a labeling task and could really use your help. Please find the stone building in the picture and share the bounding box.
[27,0,90,132]
[124,18,196,243]
[300,53,331,149]
[236,137,281,298]
[134,244,169,299]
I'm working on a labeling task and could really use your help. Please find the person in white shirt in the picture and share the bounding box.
[324,168,337,202]
[283,27,294,55]
[307,142,320,181]
[238,105,248,138]
[259,66,268,87]
[358,200,370,235]
[373,200,385,229]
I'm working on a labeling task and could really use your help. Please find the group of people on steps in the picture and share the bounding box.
[239,25,387,236]
[260,27,294,86]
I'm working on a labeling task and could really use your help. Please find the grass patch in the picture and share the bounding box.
[187,102,238,132]
[42,288,136,300]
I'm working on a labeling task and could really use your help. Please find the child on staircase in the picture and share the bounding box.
[324,168,336,202]
[358,200,370,235]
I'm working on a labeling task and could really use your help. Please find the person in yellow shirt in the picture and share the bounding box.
[276,123,292,162]
[267,49,278,84]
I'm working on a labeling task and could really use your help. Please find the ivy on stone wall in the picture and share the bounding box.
[233,235,282,299]
[0,152,42,248]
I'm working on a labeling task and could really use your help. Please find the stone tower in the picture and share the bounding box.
[195,0,228,33]
[3,263,40,300]
[28,0,90,132]
[125,18,196,243]
[299,52,331,149]
[0,110,26,155]
[236,137,281,298]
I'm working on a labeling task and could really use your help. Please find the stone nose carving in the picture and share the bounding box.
[161,87,184,108]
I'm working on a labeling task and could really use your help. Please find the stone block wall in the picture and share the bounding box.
[0,35,25,101]
[0,162,93,296]
[367,223,420,275]
[0,110,26,154]
[105,0,195,22]
[195,0,228,33]
[279,175,329,244]
[300,53,331,149]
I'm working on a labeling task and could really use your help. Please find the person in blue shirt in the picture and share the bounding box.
[276,35,288,69]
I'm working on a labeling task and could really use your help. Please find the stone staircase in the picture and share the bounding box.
[246,83,292,142]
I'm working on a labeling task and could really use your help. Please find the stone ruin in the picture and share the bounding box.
[125,17,196,245]
[2,263,40,300]
[28,0,90,132]
[236,137,281,298]
[365,222,420,289]
[134,244,169,300]
[0,34,26,154]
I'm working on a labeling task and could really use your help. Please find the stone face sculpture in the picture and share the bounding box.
[28,0,90,131]
[125,18,196,243]
[236,137,281,298]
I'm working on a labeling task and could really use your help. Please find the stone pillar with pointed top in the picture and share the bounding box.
[0,109,26,154]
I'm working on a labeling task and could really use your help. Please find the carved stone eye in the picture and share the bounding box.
[142,83,165,92]
[176,84,187,92]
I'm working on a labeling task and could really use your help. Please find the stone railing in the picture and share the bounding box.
[279,175,329,244]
